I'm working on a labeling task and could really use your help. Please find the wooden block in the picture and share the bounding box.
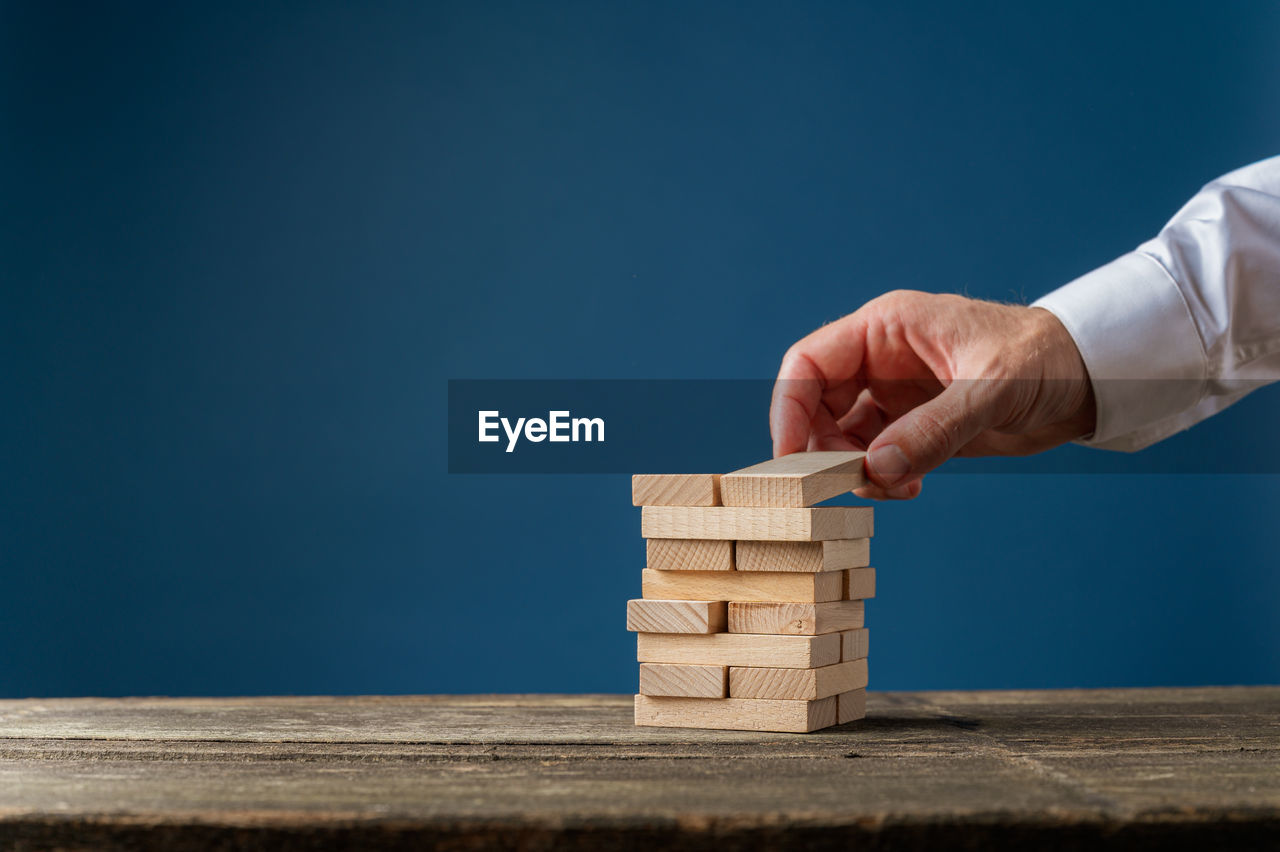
[631,474,721,507]
[626,599,727,634]
[637,631,842,668]
[639,663,728,698]
[836,689,867,724]
[841,628,870,661]
[641,506,873,541]
[646,538,734,572]
[844,567,876,600]
[729,659,868,700]
[727,600,864,635]
[642,569,842,604]
[634,694,838,733]
[720,451,867,507]
[736,539,869,573]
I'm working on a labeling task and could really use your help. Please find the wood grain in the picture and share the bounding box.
[642,569,843,604]
[727,600,864,635]
[729,659,868,700]
[836,688,867,724]
[639,663,728,698]
[641,506,873,541]
[627,600,727,634]
[637,631,842,668]
[844,567,876,600]
[646,538,734,571]
[736,538,869,573]
[631,474,721,507]
[634,694,838,733]
[720,451,868,507]
[841,628,870,661]
[1,689,1278,850]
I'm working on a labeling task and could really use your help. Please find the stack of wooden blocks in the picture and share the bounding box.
[628,451,874,733]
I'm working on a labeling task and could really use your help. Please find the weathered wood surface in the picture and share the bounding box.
[1,688,1278,850]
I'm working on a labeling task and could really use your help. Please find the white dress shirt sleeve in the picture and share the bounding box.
[1032,155,1280,451]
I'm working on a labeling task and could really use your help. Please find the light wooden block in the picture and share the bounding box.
[727,600,864,635]
[844,567,876,600]
[641,506,873,541]
[631,474,721,507]
[836,689,867,724]
[729,659,868,700]
[627,599,727,634]
[841,628,870,661]
[639,663,727,698]
[720,451,867,507]
[735,538,869,573]
[646,538,734,572]
[634,694,837,733]
[642,569,842,604]
[637,631,842,668]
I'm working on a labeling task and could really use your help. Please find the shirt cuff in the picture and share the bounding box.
[1032,252,1208,449]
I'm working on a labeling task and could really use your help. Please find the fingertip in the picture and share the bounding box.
[770,395,811,458]
[854,478,923,501]
[884,480,923,500]
[852,484,890,501]
[866,442,912,488]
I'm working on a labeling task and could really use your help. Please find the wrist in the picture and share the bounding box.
[1029,307,1097,439]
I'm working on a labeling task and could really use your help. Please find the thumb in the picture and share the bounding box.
[864,382,1001,488]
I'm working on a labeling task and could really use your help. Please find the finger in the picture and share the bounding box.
[864,382,1004,488]
[820,378,864,422]
[770,317,867,457]
[853,479,923,501]
[807,402,859,452]
[837,388,887,449]
[770,370,821,459]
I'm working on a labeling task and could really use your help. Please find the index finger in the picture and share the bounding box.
[769,313,868,457]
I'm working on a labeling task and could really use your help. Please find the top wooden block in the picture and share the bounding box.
[720,451,867,507]
[632,474,721,506]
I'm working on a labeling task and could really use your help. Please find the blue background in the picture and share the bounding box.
[3,1,1278,697]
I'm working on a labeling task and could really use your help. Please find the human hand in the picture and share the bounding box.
[770,291,1097,500]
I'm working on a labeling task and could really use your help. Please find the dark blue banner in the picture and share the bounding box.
[448,379,1280,474]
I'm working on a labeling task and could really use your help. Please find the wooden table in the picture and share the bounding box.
[2,688,1277,850]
